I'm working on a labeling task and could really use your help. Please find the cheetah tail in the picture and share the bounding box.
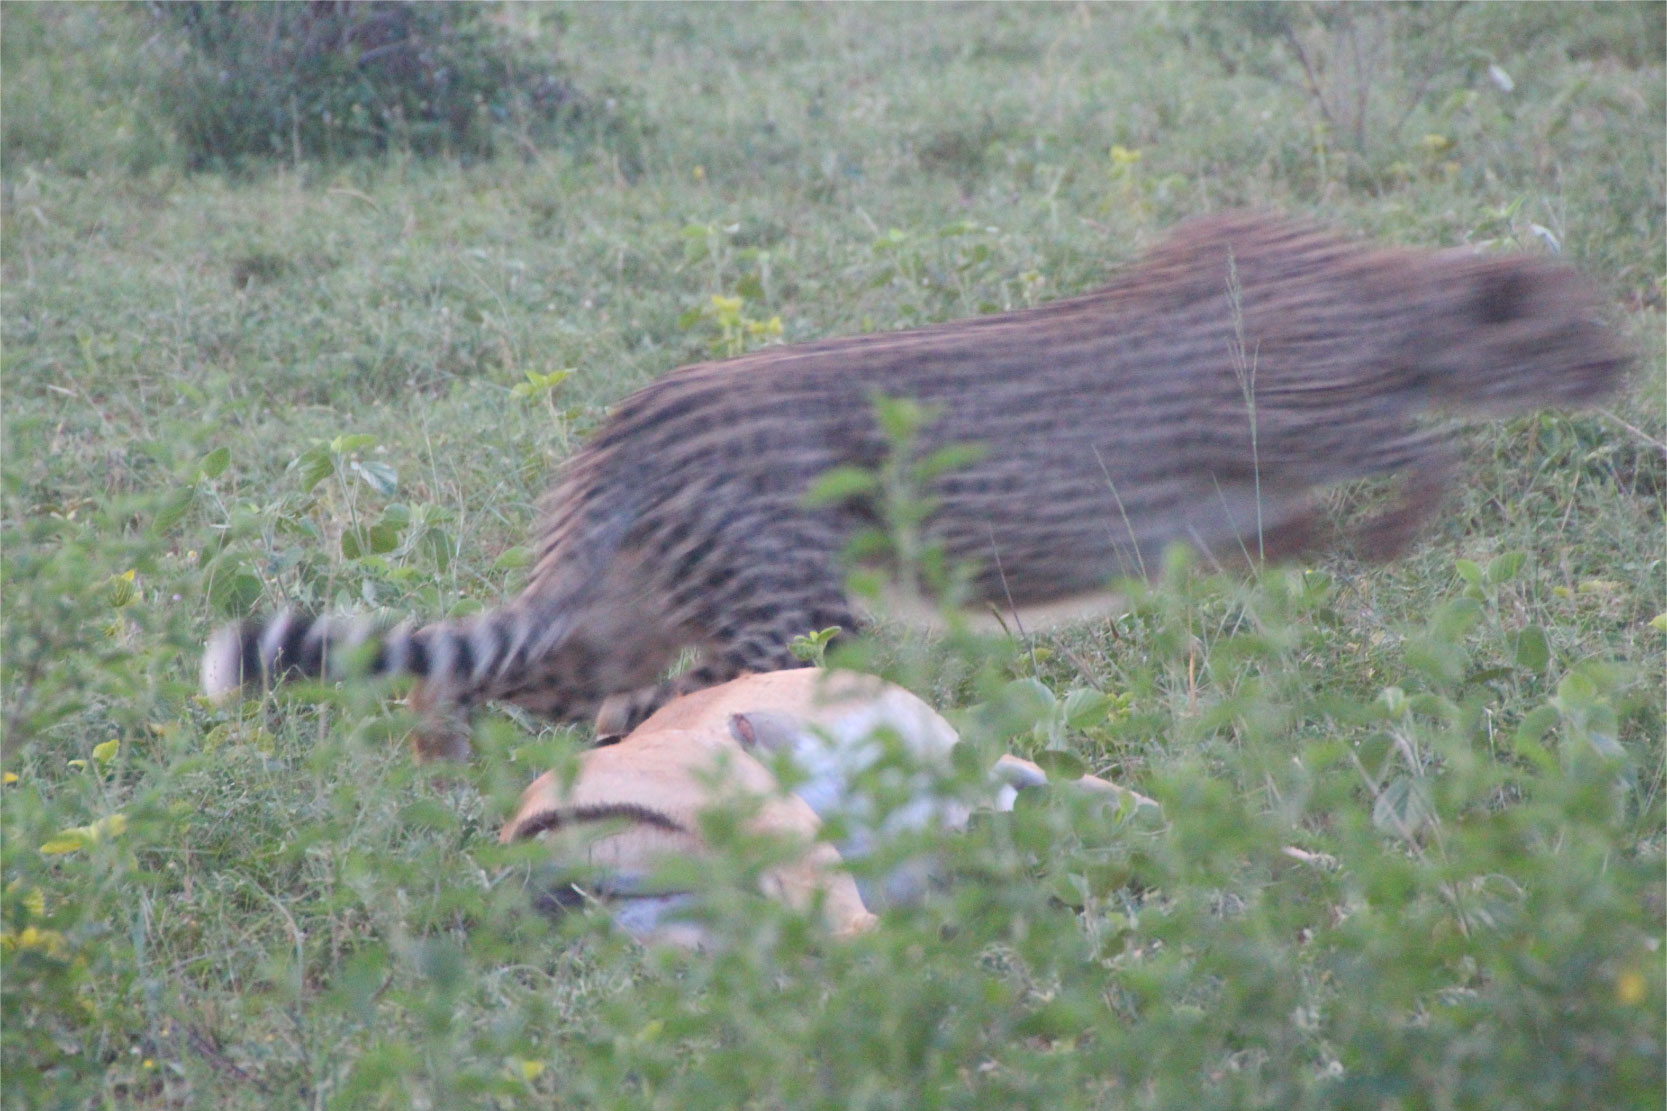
[199,605,551,707]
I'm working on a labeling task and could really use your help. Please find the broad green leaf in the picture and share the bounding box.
[1486,551,1527,584]
[1405,639,1467,686]
[789,627,841,663]
[208,568,264,616]
[1015,997,1094,1039]
[296,446,335,492]
[494,546,534,571]
[108,569,137,608]
[40,815,124,855]
[1035,749,1087,780]
[512,368,573,399]
[40,830,93,855]
[873,228,909,251]
[422,528,455,572]
[199,446,230,478]
[1512,625,1551,671]
[873,394,935,444]
[1585,728,1627,763]
[844,568,886,599]
[1432,596,1483,641]
[151,485,196,536]
[1556,669,1598,707]
[331,433,376,454]
[1355,732,1396,782]
[1372,776,1434,838]
[918,441,989,479]
[1003,677,1058,717]
[843,530,891,562]
[1409,693,1459,721]
[1512,705,1560,771]
[352,460,398,496]
[368,522,402,554]
[1515,704,1560,745]
[1049,870,1088,909]
[1062,688,1114,730]
[804,466,878,506]
[1081,858,1135,897]
[1463,666,1516,688]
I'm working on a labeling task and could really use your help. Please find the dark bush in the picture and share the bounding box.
[145,1,611,169]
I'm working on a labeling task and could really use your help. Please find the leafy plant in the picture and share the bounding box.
[679,292,784,359]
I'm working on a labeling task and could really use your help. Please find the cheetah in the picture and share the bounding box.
[202,211,1630,757]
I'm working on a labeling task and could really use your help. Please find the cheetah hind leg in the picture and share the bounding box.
[1351,450,1456,561]
[1232,497,1323,565]
[592,599,860,739]
[407,683,477,763]
[592,657,762,739]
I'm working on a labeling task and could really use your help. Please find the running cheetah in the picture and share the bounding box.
[202,211,1630,756]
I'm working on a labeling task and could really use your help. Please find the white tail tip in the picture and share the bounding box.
[200,623,247,700]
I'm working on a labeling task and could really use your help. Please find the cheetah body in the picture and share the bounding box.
[202,212,1629,750]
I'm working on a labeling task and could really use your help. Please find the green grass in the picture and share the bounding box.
[3,4,1663,1108]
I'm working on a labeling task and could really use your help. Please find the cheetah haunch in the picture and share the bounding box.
[203,211,1630,755]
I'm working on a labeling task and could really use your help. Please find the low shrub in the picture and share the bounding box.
[144,1,603,169]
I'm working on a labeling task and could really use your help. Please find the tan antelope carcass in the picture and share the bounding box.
[500,669,1156,946]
